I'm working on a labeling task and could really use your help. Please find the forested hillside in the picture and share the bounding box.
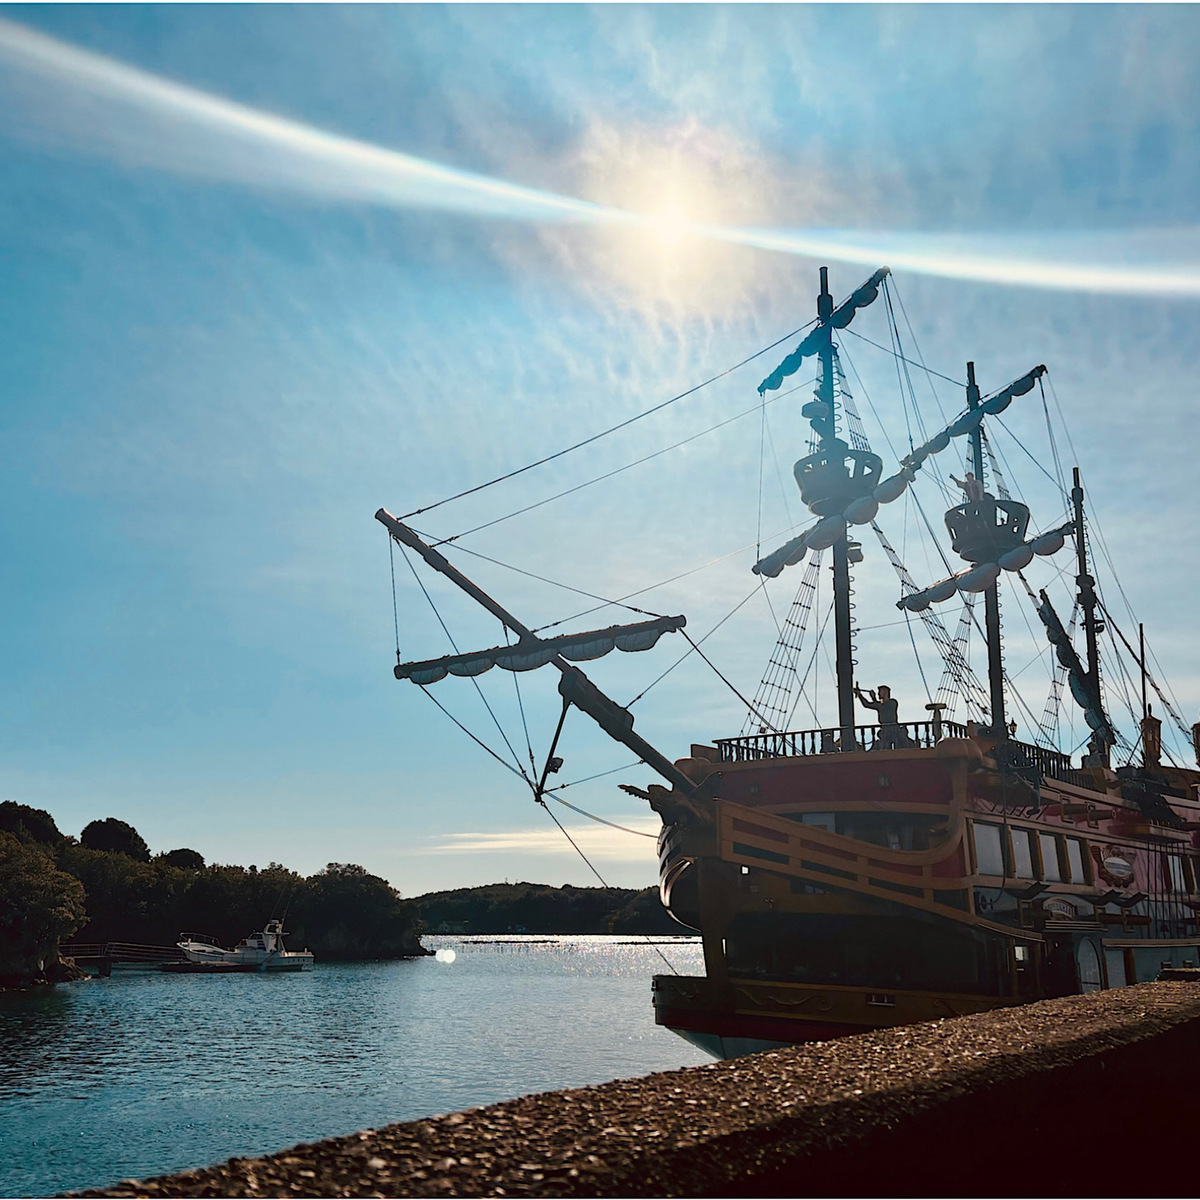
[0,801,427,986]
[413,881,687,935]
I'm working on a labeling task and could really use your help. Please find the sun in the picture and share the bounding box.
[645,200,696,249]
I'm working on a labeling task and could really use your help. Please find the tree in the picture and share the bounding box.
[160,848,205,870]
[0,832,86,982]
[291,863,424,959]
[0,801,63,848]
[80,817,151,862]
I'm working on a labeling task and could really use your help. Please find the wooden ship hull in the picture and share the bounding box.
[651,722,1200,1057]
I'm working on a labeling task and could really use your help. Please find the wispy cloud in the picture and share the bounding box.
[427,815,660,863]
[3,17,1200,297]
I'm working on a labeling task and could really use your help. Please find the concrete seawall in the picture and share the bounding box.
[76,981,1200,1198]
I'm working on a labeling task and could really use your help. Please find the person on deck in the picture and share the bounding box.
[950,471,986,503]
[855,684,910,749]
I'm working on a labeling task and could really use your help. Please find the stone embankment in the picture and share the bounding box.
[75,981,1200,1198]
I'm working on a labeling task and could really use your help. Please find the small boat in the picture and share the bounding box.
[177,920,314,972]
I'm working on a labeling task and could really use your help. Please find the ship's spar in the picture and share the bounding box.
[375,507,699,799]
[380,265,1192,812]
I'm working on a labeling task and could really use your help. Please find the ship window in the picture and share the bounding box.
[972,822,1005,876]
[1010,829,1036,879]
[800,812,835,830]
[1039,833,1063,882]
[1065,838,1089,884]
[1167,855,1188,894]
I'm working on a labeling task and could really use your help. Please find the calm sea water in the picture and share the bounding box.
[0,936,709,1197]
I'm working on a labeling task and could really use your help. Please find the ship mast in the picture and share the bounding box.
[965,361,1006,738]
[817,268,858,749]
[1071,467,1108,765]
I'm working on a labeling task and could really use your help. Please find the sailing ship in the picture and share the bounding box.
[378,266,1200,1059]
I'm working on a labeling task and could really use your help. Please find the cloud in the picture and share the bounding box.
[3,17,1200,297]
[426,814,661,863]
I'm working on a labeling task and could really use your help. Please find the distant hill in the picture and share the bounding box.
[412,881,690,936]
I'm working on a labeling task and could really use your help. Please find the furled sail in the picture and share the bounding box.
[899,520,1073,610]
[757,268,890,395]
[394,614,686,685]
[1035,591,1116,746]
[898,366,1046,476]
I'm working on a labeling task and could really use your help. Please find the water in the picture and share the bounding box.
[0,936,709,1197]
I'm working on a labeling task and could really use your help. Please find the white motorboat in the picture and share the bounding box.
[177,920,314,972]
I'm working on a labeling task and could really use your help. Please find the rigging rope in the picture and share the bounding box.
[388,534,401,664]
[743,552,824,734]
[544,793,656,838]
[399,320,818,522]
[433,381,808,546]
[395,541,531,781]
[841,327,966,387]
[535,797,680,975]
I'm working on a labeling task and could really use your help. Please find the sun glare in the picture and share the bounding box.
[646,200,695,248]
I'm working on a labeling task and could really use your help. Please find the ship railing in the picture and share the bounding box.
[1010,741,1093,790]
[178,931,222,946]
[714,723,1097,788]
[715,720,969,762]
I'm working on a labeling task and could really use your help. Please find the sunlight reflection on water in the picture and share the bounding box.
[0,935,706,1196]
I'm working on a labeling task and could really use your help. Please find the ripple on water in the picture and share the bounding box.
[0,936,707,1196]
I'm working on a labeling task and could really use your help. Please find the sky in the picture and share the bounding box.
[2,4,1200,898]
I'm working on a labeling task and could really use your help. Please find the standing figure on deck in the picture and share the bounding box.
[1142,704,1163,769]
[950,471,986,502]
[855,684,910,749]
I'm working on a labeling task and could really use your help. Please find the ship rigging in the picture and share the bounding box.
[379,267,1200,1058]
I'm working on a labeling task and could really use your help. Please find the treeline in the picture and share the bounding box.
[413,881,687,935]
[0,802,426,986]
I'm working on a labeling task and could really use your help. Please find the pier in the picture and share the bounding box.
[73,979,1200,1197]
[59,942,186,976]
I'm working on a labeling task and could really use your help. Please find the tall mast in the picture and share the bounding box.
[817,267,857,749]
[966,362,1006,738]
[1071,467,1107,764]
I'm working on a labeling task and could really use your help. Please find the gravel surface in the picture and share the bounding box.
[70,982,1200,1198]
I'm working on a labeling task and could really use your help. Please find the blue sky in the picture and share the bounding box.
[2,4,1199,897]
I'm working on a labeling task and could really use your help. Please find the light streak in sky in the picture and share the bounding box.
[2,17,1199,298]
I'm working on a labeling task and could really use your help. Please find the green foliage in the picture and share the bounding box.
[0,801,63,848]
[159,848,206,870]
[0,832,86,982]
[80,817,151,862]
[289,863,423,960]
[414,882,679,934]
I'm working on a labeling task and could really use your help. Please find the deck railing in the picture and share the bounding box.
[714,721,1091,789]
[59,941,187,963]
[716,720,969,762]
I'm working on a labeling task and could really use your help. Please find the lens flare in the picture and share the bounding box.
[1,17,1198,297]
